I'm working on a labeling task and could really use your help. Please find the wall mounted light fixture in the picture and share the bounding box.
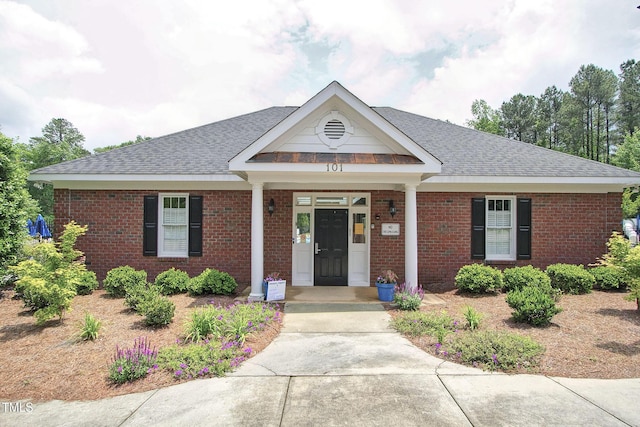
[389,200,396,218]
[268,198,275,216]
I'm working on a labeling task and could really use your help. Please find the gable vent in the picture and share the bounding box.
[324,119,346,140]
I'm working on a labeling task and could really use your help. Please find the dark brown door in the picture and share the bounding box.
[314,209,348,286]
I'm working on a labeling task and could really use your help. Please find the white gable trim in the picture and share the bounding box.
[228,81,442,174]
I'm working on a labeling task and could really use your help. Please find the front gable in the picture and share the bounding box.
[229,81,442,185]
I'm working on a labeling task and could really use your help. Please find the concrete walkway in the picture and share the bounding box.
[2,301,640,426]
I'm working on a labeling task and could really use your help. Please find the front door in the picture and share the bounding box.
[314,209,348,286]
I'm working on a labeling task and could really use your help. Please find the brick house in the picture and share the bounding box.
[30,82,640,299]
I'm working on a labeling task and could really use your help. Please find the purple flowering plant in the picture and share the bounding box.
[393,282,425,311]
[108,336,158,384]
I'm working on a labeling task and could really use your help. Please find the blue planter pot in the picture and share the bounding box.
[376,282,396,302]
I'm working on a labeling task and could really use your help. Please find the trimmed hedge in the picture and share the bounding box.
[506,285,562,326]
[104,266,147,298]
[188,268,237,296]
[455,264,503,293]
[590,266,629,291]
[155,268,190,295]
[545,263,594,295]
[503,266,550,293]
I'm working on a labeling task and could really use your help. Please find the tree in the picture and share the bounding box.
[500,94,538,143]
[0,132,37,275]
[569,64,618,162]
[20,119,90,224]
[537,86,564,150]
[465,99,503,135]
[617,59,640,137]
[612,132,640,218]
[93,135,152,154]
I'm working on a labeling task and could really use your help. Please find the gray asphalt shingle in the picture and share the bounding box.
[30,106,640,179]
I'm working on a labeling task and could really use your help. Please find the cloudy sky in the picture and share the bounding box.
[1,0,639,150]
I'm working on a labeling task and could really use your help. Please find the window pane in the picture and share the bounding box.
[316,196,348,206]
[352,197,367,206]
[486,228,510,255]
[353,213,366,244]
[296,213,311,243]
[296,196,311,206]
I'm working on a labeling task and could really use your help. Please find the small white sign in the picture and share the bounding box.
[381,223,400,236]
[266,280,286,301]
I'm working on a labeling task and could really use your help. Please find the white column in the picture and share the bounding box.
[249,182,265,301]
[404,184,418,290]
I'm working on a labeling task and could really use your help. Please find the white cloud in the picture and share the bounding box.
[0,0,638,149]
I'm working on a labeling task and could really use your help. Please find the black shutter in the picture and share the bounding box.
[143,195,158,256]
[471,198,486,259]
[188,195,203,257]
[517,198,532,260]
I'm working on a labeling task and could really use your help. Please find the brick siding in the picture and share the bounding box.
[54,189,622,290]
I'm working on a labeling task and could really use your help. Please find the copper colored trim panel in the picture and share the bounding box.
[249,152,423,164]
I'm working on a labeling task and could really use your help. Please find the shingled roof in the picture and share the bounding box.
[30,105,640,180]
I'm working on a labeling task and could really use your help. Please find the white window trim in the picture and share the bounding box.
[485,195,516,261]
[158,192,189,258]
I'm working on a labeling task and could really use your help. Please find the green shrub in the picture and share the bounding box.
[454,264,503,293]
[590,266,629,291]
[447,330,544,371]
[9,222,89,324]
[103,266,147,298]
[138,294,175,326]
[78,312,102,341]
[600,232,631,267]
[188,268,237,296]
[155,268,190,295]
[108,337,158,384]
[124,282,160,311]
[76,270,99,295]
[503,266,550,292]
[463,306,483,330]
[506,285,562,326]
[545,263,594,295]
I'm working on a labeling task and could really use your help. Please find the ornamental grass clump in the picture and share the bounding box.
[109,337,158,384]
[77,312,102,341]
[393,282,425,311]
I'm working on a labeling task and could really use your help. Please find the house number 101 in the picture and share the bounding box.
[326,163,343,172]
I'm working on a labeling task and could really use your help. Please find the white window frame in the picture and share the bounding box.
[485,195,516,261]
[158,193,189,258]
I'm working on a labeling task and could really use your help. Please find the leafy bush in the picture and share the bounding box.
[138,294,175,326]
[108,337,158,384]
[9,222,89,324]
[545,263,594,295]
[590,266,629,291]
[155,268,190,295]
[506,285,562,326]
[103,266,147,298]
[76,270,99,295]
[599,232,631,267]
[124,282,159,311]
[463,306,483,330]
[393,283,425,311]
[446,330,544,371]
[503,266,550,293]
[188,268,237,296]
[78,312,102,341]
[454,264,503,293]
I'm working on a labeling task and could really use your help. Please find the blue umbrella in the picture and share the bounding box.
[26,219,37,237]
[35,214,51,239]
